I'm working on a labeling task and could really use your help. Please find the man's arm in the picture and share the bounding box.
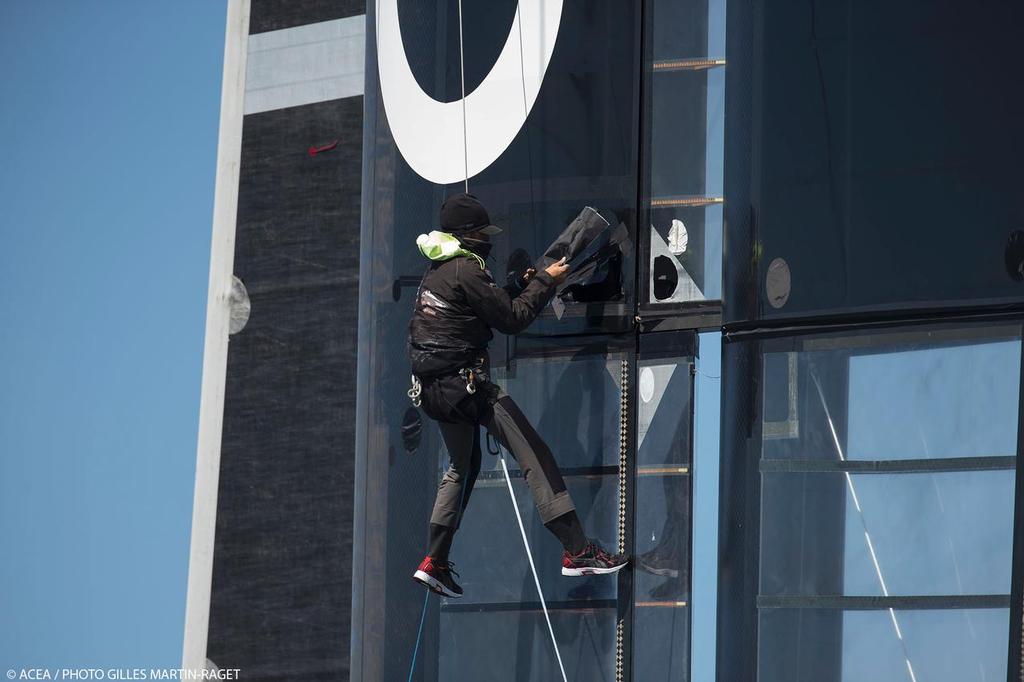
[457,259,558,335]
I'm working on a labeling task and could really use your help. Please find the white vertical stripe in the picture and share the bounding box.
[181,0,250,671]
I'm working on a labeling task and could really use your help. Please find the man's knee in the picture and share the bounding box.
[443,466,470,484]
[489,396,566,495]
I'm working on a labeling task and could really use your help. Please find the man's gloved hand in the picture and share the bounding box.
[544,256,570,284]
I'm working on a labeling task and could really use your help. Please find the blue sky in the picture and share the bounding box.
[0,0,226,668]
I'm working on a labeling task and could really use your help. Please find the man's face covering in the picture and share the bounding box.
[457,234,493,259]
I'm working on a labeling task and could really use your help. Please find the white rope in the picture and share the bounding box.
[457,0,469,192]
[514,0,538,230]
[499,452,568,682]
[810,370,918,682]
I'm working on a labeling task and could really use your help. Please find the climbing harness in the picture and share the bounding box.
[407,375,422,407]
[406,366,477,410]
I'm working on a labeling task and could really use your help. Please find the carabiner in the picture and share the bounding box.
[407,374,422,407]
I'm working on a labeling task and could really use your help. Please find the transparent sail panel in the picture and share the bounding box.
[723,0,1024,323]
[439,608,618,681]
[633,351,694,679]
[758,608,1009,682]
[761,470,1014,597]
[411,341,629,681]
[642,0,726,306]
[752,322,1021,681]
[439,476,620,605]
[490,348,627,470]
[846,340,1021,461]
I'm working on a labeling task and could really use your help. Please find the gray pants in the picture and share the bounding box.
[430,389,576,529]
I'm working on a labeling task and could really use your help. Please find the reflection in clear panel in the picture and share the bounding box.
[751,323,1021,682]
[847,340,1021,461]
[634,346,695,680]
[637,359,693,467]
[412,340,627,680]
[650,69,716,199]
[435,465,620,680]
[758,608,1009,682]
[439,608,618,682]
[761,351,799,440]
[651,0,711,61]
[635,475,690,600]
[841,471,1014,597]
[642,0,725,309]
[724,0,1024,323]
[441,475,620,605]
[634,604,690,681]
[760,470,1015,597]
[490,348,627,471]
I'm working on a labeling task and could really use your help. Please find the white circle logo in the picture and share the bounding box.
[639,367,655,404]
[376,0,564,184]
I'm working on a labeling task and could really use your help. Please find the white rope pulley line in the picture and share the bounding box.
[499,451,569,682]
[457,0,469,192]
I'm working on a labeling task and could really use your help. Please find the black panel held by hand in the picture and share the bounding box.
[562,222,631,303]
[535,207,629,303]
[536,206,611,269]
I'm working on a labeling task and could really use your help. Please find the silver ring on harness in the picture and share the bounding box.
[458,367,477,394]
[407,374,422,407]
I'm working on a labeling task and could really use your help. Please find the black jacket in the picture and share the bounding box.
[407,245,558,377]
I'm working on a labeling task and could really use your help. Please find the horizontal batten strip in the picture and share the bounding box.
[760,455,1015,474]
[757,594,1010,610]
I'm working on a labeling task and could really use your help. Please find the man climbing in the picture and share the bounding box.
[406,192,629,598]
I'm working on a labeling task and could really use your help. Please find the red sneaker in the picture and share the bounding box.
[562,540,629,576]
[413,556,463,598]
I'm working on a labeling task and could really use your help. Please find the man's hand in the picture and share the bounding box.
[520,266,537,285]
[544,256,570,284]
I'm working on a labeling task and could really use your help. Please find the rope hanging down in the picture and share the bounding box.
[499,448,569,682]
[407,440,471,681]
[406,590,430,682]
[514,1,538,233]
[457,0,469,192]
